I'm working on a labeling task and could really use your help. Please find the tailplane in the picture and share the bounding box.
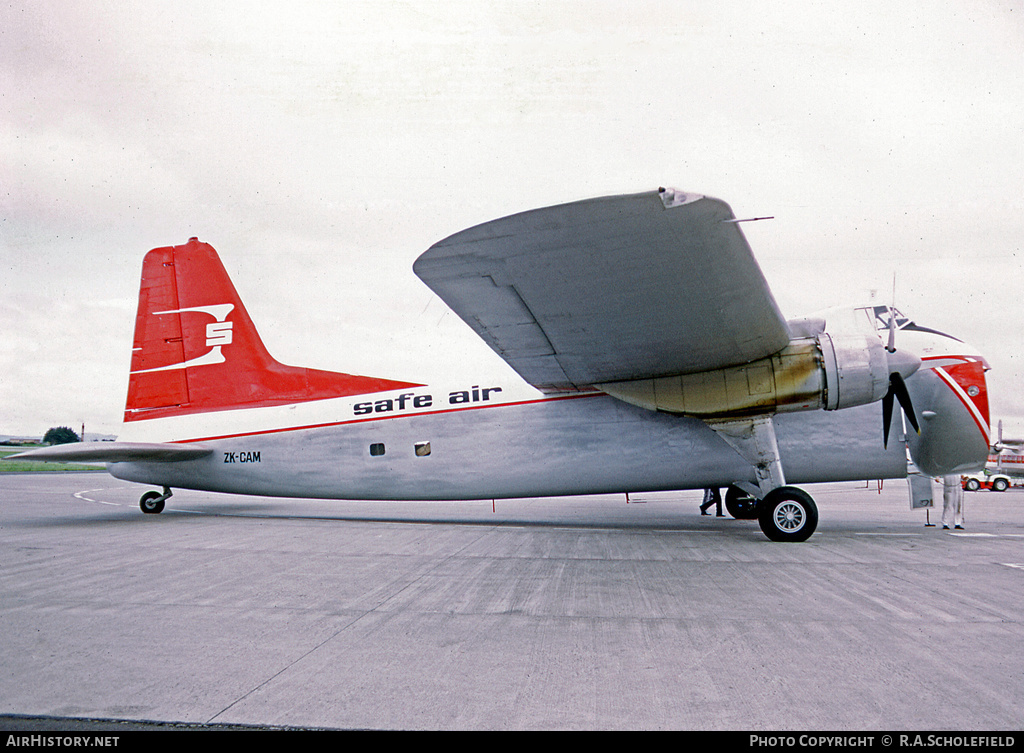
[125,238,421,421]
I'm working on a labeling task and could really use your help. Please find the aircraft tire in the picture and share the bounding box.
[140,491,165,514]
[758,486,817,542]
[725,485,759,519]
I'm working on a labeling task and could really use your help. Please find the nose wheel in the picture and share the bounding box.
[758,486,818,542]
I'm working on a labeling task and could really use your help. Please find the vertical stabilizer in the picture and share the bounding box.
[125,238,421,421]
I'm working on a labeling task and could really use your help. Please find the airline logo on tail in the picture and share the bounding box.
[133,304,235,373]
[124,239,422,422]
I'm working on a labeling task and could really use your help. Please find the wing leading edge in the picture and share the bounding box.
[414,188,790,392]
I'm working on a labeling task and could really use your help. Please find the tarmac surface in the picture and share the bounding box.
[2,472,1023,731]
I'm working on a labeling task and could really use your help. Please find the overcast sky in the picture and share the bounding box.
[3,0,1023,440]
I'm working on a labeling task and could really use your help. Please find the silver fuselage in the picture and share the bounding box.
[109,364,982,500]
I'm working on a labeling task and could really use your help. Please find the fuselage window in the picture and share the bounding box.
[369,443,385,456]
[414,441,431,457]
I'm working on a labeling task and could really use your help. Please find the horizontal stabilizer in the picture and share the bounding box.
[4,442,214,464]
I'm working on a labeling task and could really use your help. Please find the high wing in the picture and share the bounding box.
[4,442,213,463]
[413,188,791,392]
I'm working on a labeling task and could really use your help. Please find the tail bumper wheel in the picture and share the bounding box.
[140,490,167,514]
[758,486,818,542]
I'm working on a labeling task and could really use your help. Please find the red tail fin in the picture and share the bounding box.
[125,238,421,421]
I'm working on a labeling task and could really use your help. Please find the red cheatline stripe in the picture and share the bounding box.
[171,391,604,444]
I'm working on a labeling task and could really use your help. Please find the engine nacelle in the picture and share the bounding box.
[599,333,893,418]
[817,333,891,411]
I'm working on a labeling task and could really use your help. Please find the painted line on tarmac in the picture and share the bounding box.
[74,488,120,506]
[949,532,1024,539]
[546,526,720,534]
[854,532,922,536]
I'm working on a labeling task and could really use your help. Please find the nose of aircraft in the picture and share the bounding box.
[906,359,991,476]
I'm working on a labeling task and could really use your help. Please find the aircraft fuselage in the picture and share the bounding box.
[110,380,918,501]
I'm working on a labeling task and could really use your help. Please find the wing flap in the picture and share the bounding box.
[414,189,791,391]
[4,442,214,464]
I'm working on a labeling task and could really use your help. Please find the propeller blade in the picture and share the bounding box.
[882,390,895,448]
[890,372,920,435]
[887,305,896,353]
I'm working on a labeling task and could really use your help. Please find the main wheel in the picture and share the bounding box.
[140,491,165,514]
[725,485,759,519]
[758,486,818,542]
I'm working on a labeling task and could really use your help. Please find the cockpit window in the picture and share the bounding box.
[859,305,962,342]
[866,305,910,332]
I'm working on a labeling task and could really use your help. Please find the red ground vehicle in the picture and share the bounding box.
[962,473,1012,492]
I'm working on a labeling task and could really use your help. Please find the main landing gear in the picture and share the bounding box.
[725,485,759,519]
[757,486,818,542]
[139,487,172,514]
[723,484,819,542]
[707,417,816,541]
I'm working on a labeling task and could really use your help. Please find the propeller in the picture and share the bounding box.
[992,419,1006,454]
[882,371,920,448]
[882,304,921,449]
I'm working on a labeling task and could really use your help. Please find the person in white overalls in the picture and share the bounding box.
[941,475,965,530]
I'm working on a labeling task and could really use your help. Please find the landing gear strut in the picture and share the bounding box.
[140,487,172,514]
[758,486,818,542]
[707,416,818,541]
